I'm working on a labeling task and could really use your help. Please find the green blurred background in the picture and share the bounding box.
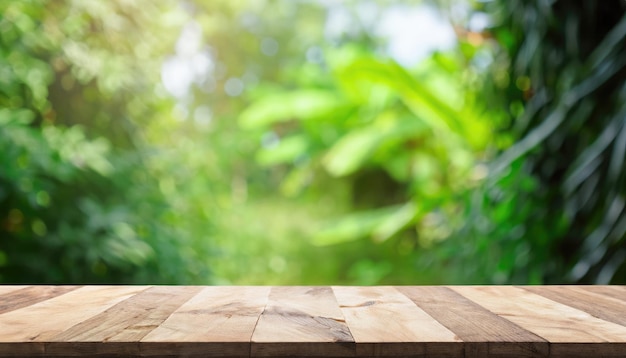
[1,0,625,285]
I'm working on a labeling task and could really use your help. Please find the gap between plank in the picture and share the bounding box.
[249,288,271,358]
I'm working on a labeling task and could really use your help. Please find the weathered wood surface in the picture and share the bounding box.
[0,286,624,357]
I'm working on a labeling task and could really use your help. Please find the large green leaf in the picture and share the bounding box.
[323,112,427,177]
[322,125,381,177]
[312,206,400,246]
[256,135,309,166]
[344,58,465,135]
[372,202,418,243]
[239,90,348,129]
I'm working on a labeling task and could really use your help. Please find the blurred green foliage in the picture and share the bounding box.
[477,0,626,283]
[1,0,624,284]
[238,45,492,283]
[0,0,211,283]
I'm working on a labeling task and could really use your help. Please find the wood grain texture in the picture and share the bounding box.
[0,286,79,315]
[0,285,624,357]
[577,285,626,302]
[0,286,28,296]
[397,286,548,357]
[333,286,462,357]
[141,286,270,357]
[452,286,626,357]
[48,286,202,350]
[522,285,626,327]
[0,286,147,356]
[252,286,354,357]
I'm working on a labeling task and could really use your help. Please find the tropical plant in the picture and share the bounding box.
[474,0,626,284]
[238,37,496,283]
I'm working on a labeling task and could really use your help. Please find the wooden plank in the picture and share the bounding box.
[333,286,462,357]
[251,286,354,357]
[141,286,270,357]
[0,286,147,356]
[577,285,626,302]
[452,286,626,357]
[48,286,201,344]
[397,286,548,357]
[0,286,80,315]
[108,286,202,342]
[0,285,28,296]
[0,285,623,357]
[522,285,626,327]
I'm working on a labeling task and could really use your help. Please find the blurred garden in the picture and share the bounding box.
[1,0,625,285]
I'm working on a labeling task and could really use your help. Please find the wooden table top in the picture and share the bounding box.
[0,286,624,357]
